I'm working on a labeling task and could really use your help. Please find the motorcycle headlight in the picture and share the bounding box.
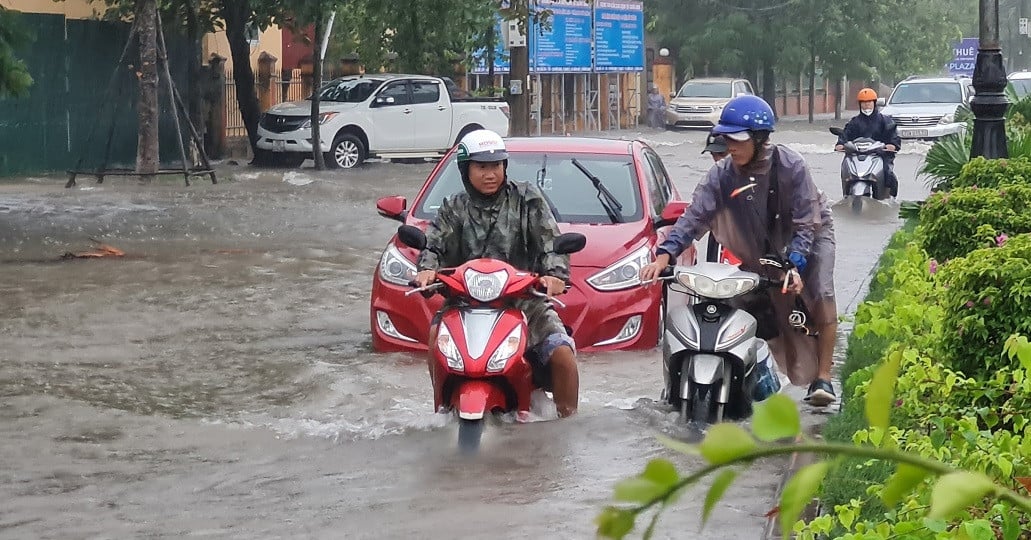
[463,268,508,302]
[587,246,651,291]
[939,113,955,124]
[436,324,464,371]
[486,326,522,372]
[378,244,418,286]
[300,112,339,129]
[676,270,757,299]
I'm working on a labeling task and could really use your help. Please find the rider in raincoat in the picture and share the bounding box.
[640,95,838,406]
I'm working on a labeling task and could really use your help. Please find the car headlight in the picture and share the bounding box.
[464,268,508,302]
[675,269,757,299]
[486,326,522,372]
[588,246,651,291]
[436,324,464,371]
[378,244,418,286]
[300,112,338,129]
[939,113,955,124]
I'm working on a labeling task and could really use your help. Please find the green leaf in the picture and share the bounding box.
[928,472,994,519]
[657,434,700,456]
[865,350,902,436]
[596,506,635,539]
[614,477,664,504]
[923,517,947,533]
[699,424,757,465]
[960,520,996,540]
[1003,510,1021,540]
[881,463,931,507]
[642,458,679,489]
[701,469,737,528]
[751,394,801,442]
[779,461,829,539]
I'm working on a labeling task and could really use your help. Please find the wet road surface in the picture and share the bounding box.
[0,123,931,539]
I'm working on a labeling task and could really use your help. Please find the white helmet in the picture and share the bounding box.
[456,129,508,163]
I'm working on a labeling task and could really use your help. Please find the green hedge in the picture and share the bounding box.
[917,184,1031,261]
[954,156,1031,190]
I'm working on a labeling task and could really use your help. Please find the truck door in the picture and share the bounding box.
[411,80,453,151]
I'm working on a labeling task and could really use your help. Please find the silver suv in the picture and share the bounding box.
[664,77,754,129]
[879,75,972,140]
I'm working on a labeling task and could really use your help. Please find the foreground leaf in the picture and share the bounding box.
[928,472,994,519]
[779,461,829,539]
[865,350,902,436]
[596,506,636,539]
[881,463,931,507]
[699,424,756,465]
[751,394,800,442]
[701,469,738,528]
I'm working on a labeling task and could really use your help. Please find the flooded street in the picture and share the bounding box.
[0,123,931,539]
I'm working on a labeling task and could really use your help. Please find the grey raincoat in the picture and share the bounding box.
[416,179,572,351]
[657,144,837,385]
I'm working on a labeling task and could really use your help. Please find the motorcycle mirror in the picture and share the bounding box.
[396,225,427,250]
[553,232,586,255]
[829,127,845,137]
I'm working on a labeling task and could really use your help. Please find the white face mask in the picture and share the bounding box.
[861,107,874,116]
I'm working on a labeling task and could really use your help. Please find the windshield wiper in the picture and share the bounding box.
[535,154,562,221]
[571,158,623,223]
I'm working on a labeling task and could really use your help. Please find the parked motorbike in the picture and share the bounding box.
[647,258,788,424]
[829,126,893,214]
[395,225,586,452]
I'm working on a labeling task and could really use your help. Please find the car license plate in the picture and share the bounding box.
[273,140,286,152]
[902,129,928,138]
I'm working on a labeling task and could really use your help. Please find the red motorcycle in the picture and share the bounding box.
[395,225,586,451]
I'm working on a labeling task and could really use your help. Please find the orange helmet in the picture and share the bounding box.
[857,88,878,102]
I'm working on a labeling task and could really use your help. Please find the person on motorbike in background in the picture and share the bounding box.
[702,133,728,162]
[640,95,839,406]
[835,88,901,198]
[414,129,580,417]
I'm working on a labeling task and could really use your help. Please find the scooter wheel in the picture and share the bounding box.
[851,196,863,214]
[458,418,484,454]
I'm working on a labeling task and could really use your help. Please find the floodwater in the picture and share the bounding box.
[0,123,931,539]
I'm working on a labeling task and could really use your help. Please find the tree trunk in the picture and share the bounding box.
[762,60,777,118]
[222,0,262,157]
[808,45,816,123]
[834,76,842,121]
[135,0,159,180]
[185,0,204,164]
[312,10,326,170]
[486,16,495,93]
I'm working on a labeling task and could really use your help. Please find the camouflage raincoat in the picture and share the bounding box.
[657,144,837,385]
[417,179,572,351]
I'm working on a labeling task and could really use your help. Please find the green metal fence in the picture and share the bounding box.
[0,13,192,177]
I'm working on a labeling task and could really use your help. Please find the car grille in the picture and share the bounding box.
[675,105,714,114]
[891,114,943,127]
[260,113,307,133]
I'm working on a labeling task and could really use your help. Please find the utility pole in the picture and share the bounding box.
[507,5,530,137]
[971,0,1009,159]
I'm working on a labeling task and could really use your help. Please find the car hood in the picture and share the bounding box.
[669,96,730,107]
[881,103,961,118]
[266,100,360,116]
[397,218,652,270]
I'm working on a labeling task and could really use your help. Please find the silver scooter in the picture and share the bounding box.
[830,126,891,214]
[651,259,785,424]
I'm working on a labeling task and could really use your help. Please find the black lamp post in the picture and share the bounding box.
[970,0,1009,159]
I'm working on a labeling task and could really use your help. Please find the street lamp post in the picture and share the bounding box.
[970,0,1009,159]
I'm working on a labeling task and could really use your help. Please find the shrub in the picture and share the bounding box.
[937,233,1031,378]
[918,184,1031,261]
[953,156,1031,190]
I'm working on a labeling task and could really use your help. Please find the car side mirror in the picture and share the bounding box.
[655,200,688,228]
[397,224,427,250]
[736,92,747,97]
[876,97,886,107]
[829,127,845,137]
[376,195,408,222]
[553,232,586,255]
[669,93,676,99]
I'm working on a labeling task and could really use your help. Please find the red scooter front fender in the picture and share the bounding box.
[453,380,508,420]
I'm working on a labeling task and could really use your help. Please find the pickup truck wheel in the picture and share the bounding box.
[327,133,365,169]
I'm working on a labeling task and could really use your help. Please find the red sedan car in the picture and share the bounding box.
[370,137,697,353]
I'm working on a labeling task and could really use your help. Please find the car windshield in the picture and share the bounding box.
[677,82,732,98]
[1010,78,1031,98]
[414,152,643,224]
[889,82,963,104]
[313,78,383,102]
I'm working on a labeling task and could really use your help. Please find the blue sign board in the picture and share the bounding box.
[946,37,978,77]
[471,16,511,74]
[593,0,645,72]
[529,0,593,73]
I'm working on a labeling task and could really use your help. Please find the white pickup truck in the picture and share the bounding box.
[255,74,511,169]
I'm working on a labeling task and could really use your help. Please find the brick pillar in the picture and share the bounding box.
[257,51,277,112]
[205,53,226,159]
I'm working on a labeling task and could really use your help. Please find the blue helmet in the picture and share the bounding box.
[711,95,776,137]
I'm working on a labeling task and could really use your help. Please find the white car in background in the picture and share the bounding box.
[879,75,972,140]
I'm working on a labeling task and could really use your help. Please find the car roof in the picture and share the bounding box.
[1010,71,1031,79]
[897,76,968,84]
[502,137,638,155]
[684,77,738,83]
[326,73,431,82]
